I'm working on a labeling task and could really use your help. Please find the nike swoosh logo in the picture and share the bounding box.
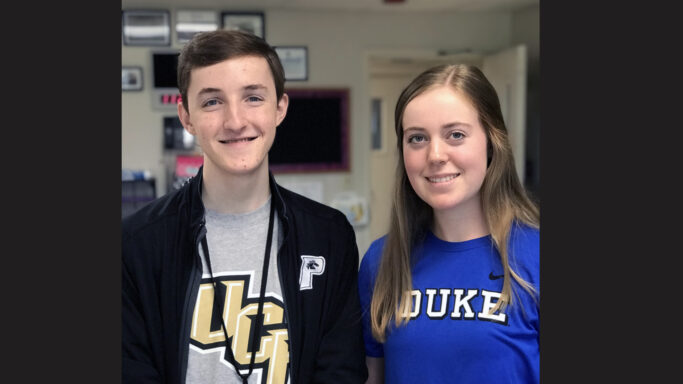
[489,272,504,280]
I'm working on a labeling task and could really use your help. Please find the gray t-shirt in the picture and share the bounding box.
[186,197,289,384]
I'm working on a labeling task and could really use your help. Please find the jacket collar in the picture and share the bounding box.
[269,170,290,237]
[187,166,205,231]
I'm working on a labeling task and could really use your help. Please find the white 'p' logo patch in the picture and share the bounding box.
[299,255,326,290]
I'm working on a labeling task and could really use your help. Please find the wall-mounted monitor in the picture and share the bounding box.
[153,51,179,88]
[269,88,350,173]
[152,51,181,109]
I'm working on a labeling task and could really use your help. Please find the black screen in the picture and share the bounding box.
[153,52,179,88]
[269,89,349,171]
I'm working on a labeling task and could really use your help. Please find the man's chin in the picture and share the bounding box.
[222,159,268,176]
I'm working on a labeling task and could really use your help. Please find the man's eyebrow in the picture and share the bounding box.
[195,84,267,97]
[196,87,222,96]
[243,84,268,91]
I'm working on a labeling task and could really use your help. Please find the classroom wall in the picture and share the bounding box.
[122,5,536,254]
[511,5,540,198]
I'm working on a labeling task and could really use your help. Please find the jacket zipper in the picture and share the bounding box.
[179,222,205,384]
[277,229,296,384]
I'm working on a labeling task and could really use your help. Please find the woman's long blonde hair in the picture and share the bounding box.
[369,64,540,342]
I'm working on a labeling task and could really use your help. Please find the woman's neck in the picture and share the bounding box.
[431,199,489,242]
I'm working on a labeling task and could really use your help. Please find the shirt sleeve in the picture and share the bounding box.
[358,238,385,358]
[509,224,540,334]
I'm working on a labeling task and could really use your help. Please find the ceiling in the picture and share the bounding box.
[121,0,539,13]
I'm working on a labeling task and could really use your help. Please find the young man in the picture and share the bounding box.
[122,30,368,384]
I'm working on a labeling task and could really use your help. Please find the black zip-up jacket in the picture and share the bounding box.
[122,169,368,383]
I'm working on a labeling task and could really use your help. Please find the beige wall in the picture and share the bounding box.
[511,5,540,196]
[512,5,540,70]
[122,6,536,254]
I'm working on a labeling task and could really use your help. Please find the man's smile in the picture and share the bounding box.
[219,136,258,144]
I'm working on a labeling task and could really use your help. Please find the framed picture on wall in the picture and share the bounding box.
[122,10,171,46]
[176,10,219,44]
[221,11,265,38]
[274,46,308,81]
[122,66,143,91]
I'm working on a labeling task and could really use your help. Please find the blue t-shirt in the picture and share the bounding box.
[358,224,539,384]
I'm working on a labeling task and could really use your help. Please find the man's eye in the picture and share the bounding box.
[203,99,219,107]
[247,96,263,102]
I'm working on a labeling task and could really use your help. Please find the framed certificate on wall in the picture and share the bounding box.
[122,10,171,46]
[275,46,308,81]
[221,11,265,39]
[122,66,143,91]
[176,10,218,44]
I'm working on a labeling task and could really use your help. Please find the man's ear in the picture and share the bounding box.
[275,93,289,126]
[177,102,195,135]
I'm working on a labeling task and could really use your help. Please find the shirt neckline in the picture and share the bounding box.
[423,230,492,252]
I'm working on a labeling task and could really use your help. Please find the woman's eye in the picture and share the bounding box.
[407,135,426,144]
[450,131,465,140]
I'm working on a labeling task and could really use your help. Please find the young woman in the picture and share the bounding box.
[359,64,539,383]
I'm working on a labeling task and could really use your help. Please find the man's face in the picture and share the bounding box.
[178,55,288,177]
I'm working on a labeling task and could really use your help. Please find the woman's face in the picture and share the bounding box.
[402,86,488,215]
